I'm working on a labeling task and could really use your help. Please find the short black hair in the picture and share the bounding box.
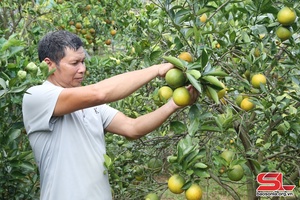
[38,30,83,65]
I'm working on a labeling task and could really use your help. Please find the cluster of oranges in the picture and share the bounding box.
[236,73,267,111]
[158,52,193,106]
[167,174,203,200]
[220,150,244,182]
[276,7,297,41]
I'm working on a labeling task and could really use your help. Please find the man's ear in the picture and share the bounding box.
[44,58,56,70]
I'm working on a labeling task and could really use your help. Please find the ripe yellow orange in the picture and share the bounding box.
[221,150,234,164]
[178,52,193,62]
[227,164,244,181]
[168,174,185,194]
[199,13,207,23]
[173,87,191,106]
[145,193,159,200]
[276,26,292,41]
[105,39,111,45]
[75,22,82,29]
[277,7,296,26]
[89,28,96,34]
[165,69,187,89]
[240,98,255,111]
[110,29,117,36]
[158,86,173,102]
[185,183,203,200]
[251,74,266,88]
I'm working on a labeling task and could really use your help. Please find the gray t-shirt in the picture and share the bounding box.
[22,81,118,200]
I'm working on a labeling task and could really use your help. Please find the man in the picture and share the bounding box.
[22,30,198,200]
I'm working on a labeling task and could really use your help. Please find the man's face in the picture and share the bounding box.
[51,47,86,88]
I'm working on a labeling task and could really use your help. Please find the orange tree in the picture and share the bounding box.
[142,0,300,199]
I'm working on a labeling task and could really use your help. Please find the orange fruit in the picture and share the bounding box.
[167,174,185,194]
[147,158,163,172]
[276,26,292,41]
[145,193,159,200]
[220,150,234,164]
[165,69,186,89]
[185,183,203,200]
[227,164,244,181]
[172,87,191,106]
[277,7,296,26]
[158,86,173,102]
[199,13,207,23]
[178,52,193,62]
[89,28,96,34]
[251,74,266,89]
[75,22,82,29]
[240,98,255,111]
[105,39,111,45]
[110,29,117,36]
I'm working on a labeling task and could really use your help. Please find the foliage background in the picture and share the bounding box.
[0,0,299,199]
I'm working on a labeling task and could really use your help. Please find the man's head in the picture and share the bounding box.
[38,30,83,65]
[38,30,86,88]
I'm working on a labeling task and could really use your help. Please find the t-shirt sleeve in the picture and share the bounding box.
[98,104,119,129]
[22,83,64,134]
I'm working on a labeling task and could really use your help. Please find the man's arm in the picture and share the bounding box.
[105,100,179,139]
[53,63,173,116]
[105,86,199,139]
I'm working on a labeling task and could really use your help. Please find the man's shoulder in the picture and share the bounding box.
[26,81,62,94]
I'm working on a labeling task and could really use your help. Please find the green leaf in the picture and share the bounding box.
[201,49,208,68]
[103,154,112,169]
[188,119,200,136]
[8,129,21,143]
[187,62,202,70]
[203,69,228,77]
[150,50,162,61]
[199,125,222,132]
[188,104,201,120]
[193,169,210,178]
[178,145,195,164]
[9,85,27,94]
[187,69,201,80]
[174,9,190,25]
[170,121,187,134]
[186,73,202,93]
[0,78,7,90]
[20,162,35,171]
[194,25,200,44]
[194,162,208,169]
[207,86,219,104]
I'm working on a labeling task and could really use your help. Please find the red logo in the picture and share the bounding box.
[256,172,295,197]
